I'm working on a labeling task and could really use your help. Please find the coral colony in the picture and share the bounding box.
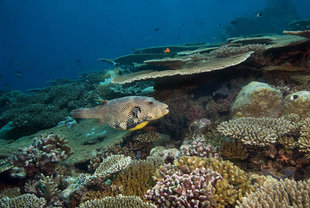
[1,27,310,208]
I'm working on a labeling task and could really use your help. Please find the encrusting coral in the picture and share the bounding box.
[0,193,46,208]
[217,117,297,146]
[79,195,156,208]
[230,81,283,118]
[8,133,73,178]
[236,178,310,208]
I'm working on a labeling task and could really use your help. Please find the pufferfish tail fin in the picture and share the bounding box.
[70,106,102,120]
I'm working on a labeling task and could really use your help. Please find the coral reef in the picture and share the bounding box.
[79,195,156,208]
[87,155,131,186]
[217,117,297,146]
[236,178,310,208]
[8,134,73,178]
[298,118,310,158]
[0,193,46,208]
[0,187,21,198]
[133,132,160,143]
[284,91,310,118]
[220,140,249,160]
[175,156,254,207]
[230,81,283,118]
[209,44,265,58]
[180,136,218,158]
[145,167,221,207]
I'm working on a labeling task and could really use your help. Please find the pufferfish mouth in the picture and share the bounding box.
[164,107,169,115]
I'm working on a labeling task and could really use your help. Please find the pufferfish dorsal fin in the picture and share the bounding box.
[94,99,108,105]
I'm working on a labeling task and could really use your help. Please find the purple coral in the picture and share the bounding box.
[9,134,73,178]
[145,167,222,208]
[181,137,218,158]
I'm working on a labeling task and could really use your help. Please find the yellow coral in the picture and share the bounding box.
[221,141,249,160]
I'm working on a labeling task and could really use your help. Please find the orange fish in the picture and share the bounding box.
[163,48,171,53]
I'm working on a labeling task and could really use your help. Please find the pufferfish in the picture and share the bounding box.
[70,96,169,131]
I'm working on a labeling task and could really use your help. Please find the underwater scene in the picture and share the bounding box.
[1,0,310,207]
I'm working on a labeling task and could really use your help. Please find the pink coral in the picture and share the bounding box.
[145,167,221,207]
[181,137,218,158]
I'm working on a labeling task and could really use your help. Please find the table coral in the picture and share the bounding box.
[236,178,310,208]
[8,134,73,178]
[87,155,131,186]
[145,167,221,207]
[0,193,46,208]
[217,117,297,146]
[79,195,156,208]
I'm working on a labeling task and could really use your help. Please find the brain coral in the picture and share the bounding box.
[217,117,297,146]
[236,178,310,208]
[230,81,283,118]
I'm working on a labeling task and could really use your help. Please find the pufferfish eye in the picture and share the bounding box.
[148,101,153,105]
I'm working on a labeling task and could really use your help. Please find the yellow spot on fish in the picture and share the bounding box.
[128,121,150,131]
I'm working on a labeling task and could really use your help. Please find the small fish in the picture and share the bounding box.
[154,27,159,31]
[14,71,23,78]
[70,96,169,131]
[164,48,171,53]
[257,11,263,17]
[199,22,203,26]
[230,20,238,25]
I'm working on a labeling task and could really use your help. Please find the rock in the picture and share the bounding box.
[231,81,283,118]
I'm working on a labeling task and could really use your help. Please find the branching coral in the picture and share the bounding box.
[8,134,73,178]
[217,117,297,146]
[180,136,218,158]
[221,140,249,160]
[175,156,254,207]
[79,195,156,208]
[236,178,310,208]
[133,132,160,143]
[298,118,310,158]
[145,167,221,207]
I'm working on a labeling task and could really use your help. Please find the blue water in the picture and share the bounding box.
[0,0,309,92]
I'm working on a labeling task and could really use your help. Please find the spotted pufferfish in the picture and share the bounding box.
[70,96,169,131]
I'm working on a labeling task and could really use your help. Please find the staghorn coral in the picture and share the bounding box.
[8,134,73,178]
[0,193,46,208]
[236,178,310,208]
[87,155,131,186]
[79,195,156,208]
[298,118,310,158]
[25,174,63,207]
[221,140,249,160]
[217,117,297,146]
[175,156,254,207]
[145,167,221,207]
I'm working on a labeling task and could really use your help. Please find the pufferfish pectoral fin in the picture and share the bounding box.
[128,121,150,131]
